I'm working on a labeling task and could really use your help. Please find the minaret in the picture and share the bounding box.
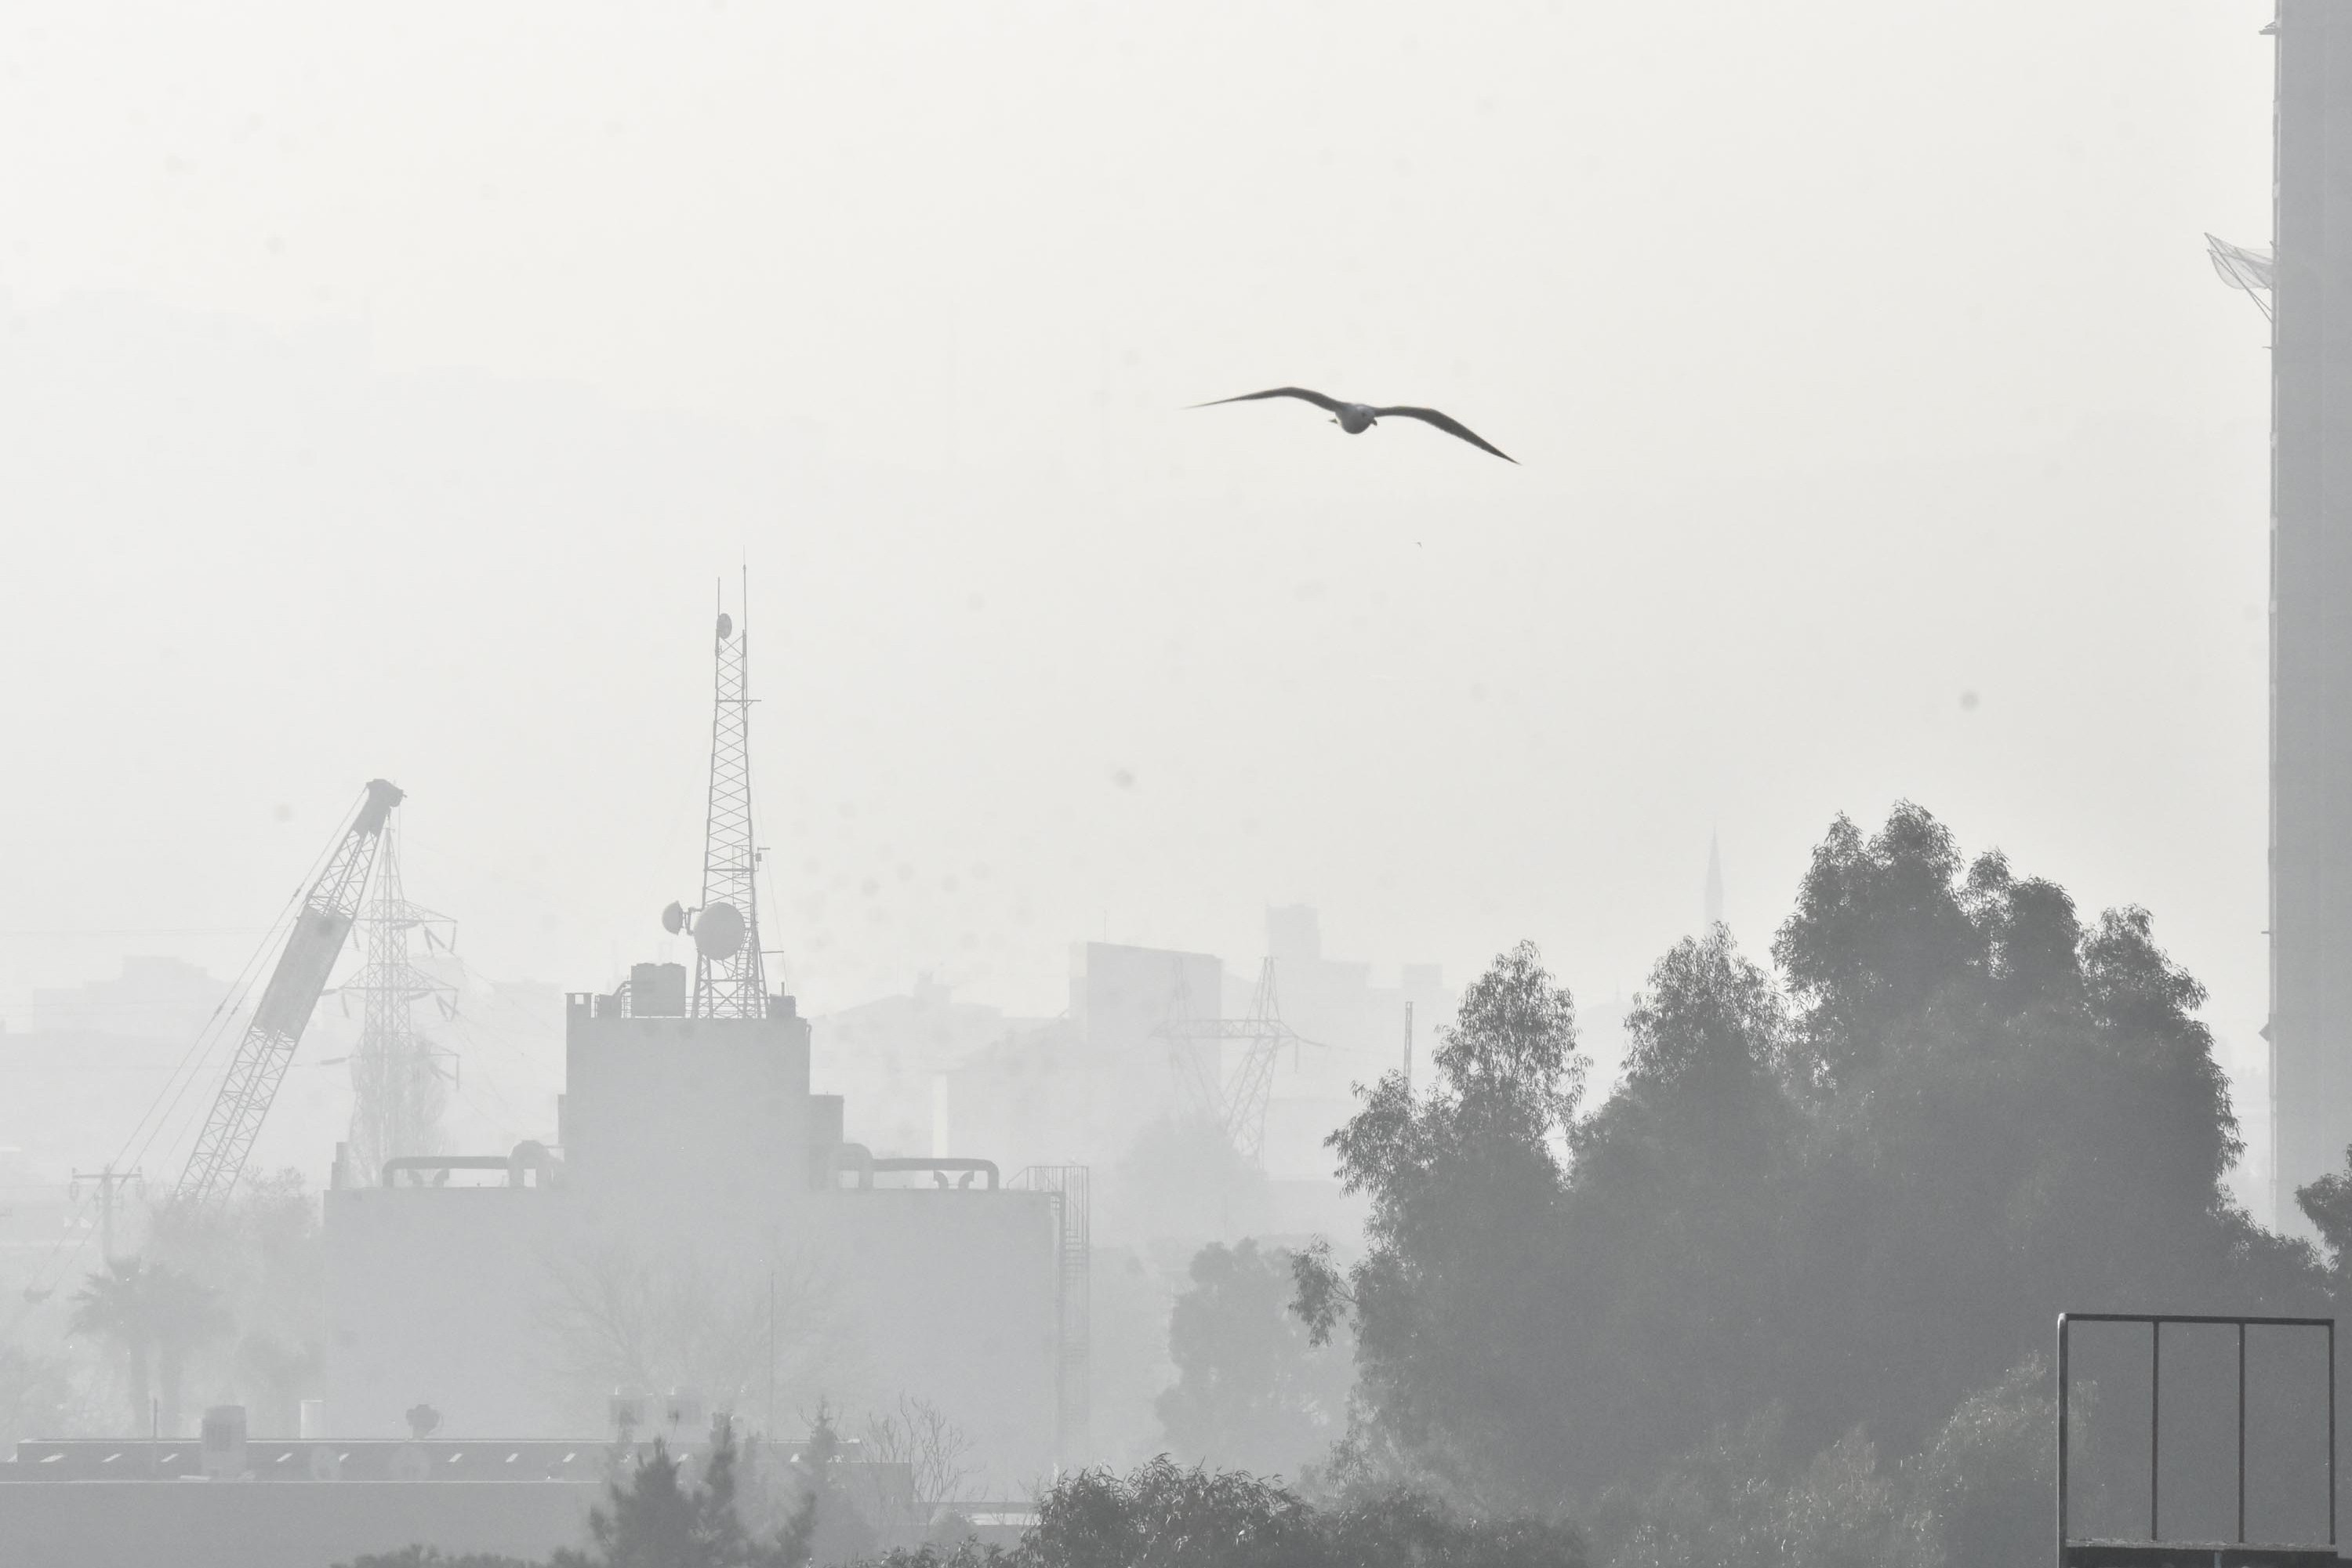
[691,593,768,1020]
[1704,831,1726,931]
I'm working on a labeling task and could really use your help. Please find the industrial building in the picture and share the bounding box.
[307,607,1080,1482]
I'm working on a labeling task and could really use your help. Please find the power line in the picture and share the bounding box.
[0,927,278,939]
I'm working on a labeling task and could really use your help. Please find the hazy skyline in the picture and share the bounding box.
[0,4,2283,1191]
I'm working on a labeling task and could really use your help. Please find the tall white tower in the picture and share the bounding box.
[2267,2,2352,1225]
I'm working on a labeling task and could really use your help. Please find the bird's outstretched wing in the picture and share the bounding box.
[1371,405,1516,463]
[1189,387,1347,414]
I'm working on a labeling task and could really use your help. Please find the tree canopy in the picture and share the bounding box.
[67,1254,228,1436]
[1299,802,2318,1520]
[1156,1240,1352,1479]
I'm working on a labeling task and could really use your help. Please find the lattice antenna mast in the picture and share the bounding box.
[691,591,768,1018]
[176,779,402,1210]
[345,810,458,1185]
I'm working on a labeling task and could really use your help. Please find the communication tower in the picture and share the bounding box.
[660,589,770,1018]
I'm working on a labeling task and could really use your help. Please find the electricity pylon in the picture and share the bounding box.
[1155,957,1317,1167]
[342,809,457,1185]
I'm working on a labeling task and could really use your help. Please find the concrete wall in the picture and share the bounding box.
[322,1185,567,1437]
[0,1479,597,1568]
[564,999,816,1225]
[322,1174,1062,1478]
[804,1189,1059,1489]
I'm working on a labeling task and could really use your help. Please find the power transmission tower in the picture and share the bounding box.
[690,591,768,1020]
[1156,960,1226,1128]
[1155,957,1319,1167]
[342,809,458,1186]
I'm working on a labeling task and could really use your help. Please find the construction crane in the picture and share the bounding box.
[174,779,402,1210]
[1154,957,1318,1167]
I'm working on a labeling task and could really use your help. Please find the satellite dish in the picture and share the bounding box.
[694,901,746,960]
[661,901,688,936]
[716,612,735,642]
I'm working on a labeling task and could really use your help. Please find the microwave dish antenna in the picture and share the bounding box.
[693,901,745,961]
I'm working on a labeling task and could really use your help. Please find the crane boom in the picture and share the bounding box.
[175,779,403,1210]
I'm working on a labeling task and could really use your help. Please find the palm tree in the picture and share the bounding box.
[147,1263,228,1437]
[68,1258,229,1436]
[69,1259,154,1434]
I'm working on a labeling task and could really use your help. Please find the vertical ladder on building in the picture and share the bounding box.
[1014,1165,1091,1465]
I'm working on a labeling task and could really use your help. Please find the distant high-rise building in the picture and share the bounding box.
[1267,905,1323,967]
[2267,2,2352,1226]
[1704,832,1726,931]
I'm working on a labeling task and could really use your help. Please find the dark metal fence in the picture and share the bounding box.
[2056,1312,2335,1568]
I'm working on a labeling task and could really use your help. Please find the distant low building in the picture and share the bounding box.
[22,955,226,1044]
[941,916,1446,1201]
[811,976,1047,1157]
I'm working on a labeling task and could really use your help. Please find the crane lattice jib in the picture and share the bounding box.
[175,779,404,1210]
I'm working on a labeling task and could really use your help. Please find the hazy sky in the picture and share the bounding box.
[0,5,2285,1181]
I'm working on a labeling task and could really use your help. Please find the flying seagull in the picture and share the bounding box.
[1191,387,1516,463]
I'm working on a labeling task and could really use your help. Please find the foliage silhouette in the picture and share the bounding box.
[67,1255,228,1436]
[855,1457,1585,1568]
[1299,804,2318,1527]
[548,1421,815,1568]
[1156,1240,1352,1478]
